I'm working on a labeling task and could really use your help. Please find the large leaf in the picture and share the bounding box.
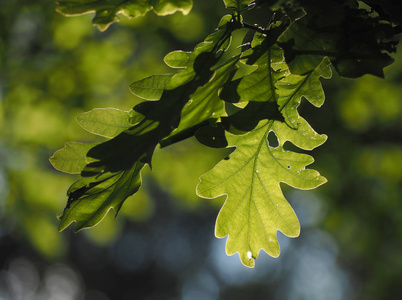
[197,41,330,267]
[56,0,193,31]
[197,118,327,267]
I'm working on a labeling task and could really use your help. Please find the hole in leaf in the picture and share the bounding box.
[287,165,291,169]
[267,131,279,147]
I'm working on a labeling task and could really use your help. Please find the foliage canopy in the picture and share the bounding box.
[51,0,400,267]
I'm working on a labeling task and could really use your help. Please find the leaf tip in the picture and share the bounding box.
[57,218,74,232]
[241,252,256,268]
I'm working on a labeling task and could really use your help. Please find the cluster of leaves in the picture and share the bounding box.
[51,0,399,267]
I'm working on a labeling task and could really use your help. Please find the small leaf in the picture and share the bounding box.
[77,108,132,138]
[164,51,192,69]
[152,0,193,16]
[276,57,332,129]
[223,0,255,11]
[50,142,97,174]
[130,74,173,100]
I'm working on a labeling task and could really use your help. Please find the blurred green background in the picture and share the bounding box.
[0,1,401,299]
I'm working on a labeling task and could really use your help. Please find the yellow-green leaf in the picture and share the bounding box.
[197,118,327,267]
[56,0,193,31]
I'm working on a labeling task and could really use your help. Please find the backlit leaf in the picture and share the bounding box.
[276,58,332,129]
[130,74,174,101]
[50,142,97,174]
[197,118,327,267]
[223,0,255,11]
[56,0,193,31]
[77,108,132,138]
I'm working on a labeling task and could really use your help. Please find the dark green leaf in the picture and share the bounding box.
[58,161,145,231]
[278,6,396,77]
[195,124,228,148]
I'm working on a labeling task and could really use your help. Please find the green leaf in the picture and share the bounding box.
[50,142,97,174]
[197,118,327,267]
[77,108,133,138]
[58,161,145,232]
[223,0,255,11]
[221,43,285,104]
[130,74,174,101]
[56,0,193,31]
[219,25,289,104]
[276,57,332,129]
[152,0,193,15]
[162,55,239,146]
[164,51,192,68]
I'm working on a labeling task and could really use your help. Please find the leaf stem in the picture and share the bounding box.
[242,22,269,34]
